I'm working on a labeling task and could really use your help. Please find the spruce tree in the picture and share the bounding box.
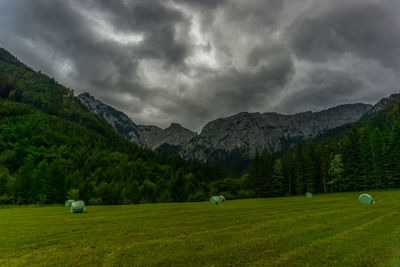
[384,125,400,187]
[304,142,317,193]
[359,130,375,189]
[271,159,284,196]
[370,128,384,188]
[342,128,362,190]
[293,142,305,195]
[281,152,295,196]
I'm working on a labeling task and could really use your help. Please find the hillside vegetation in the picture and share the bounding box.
[0,48,229,205]
[1,190,399,266]
[246,97,400,197]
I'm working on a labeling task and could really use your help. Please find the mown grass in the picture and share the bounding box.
[1,190,400,266]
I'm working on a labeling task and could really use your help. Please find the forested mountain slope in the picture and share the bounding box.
[0,48,229,205]
[246,93,400,197]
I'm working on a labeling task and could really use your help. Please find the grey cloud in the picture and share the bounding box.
[0,0,399,130]
[289,0,400,69]
[223,0,283,28]
[123,53,294,130]
[92,0,192,66]
[170,52,294,129]
[173,0,227,10]
[278,70,365,113]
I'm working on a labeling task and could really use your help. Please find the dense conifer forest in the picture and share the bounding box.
[246,102,400,197]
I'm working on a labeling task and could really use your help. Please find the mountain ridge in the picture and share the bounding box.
[77,92,374,161]
[77,92,147,146]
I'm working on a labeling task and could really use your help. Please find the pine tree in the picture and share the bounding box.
[359,130,375,189]
[304,142,318,193]
[342,128,362,191]
[248,148,275,197]
[248,151,262,197]
[370,128,384,188]
[271,159,284,196]
[184,173,196,200]
[384,125,400,187]
[317,144,332,193]
[260,148,275,197]
[281,152,295,195]
[170,169,185,202]
[16,155,35,202]
[293,142,305,195]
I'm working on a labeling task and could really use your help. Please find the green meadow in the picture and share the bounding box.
[1,190,400,266]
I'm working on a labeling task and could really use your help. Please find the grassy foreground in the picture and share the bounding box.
[1,191,400,266]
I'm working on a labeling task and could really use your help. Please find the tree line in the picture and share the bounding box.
[246,104,400,197]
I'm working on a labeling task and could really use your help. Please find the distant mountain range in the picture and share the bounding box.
[77,92,384,161]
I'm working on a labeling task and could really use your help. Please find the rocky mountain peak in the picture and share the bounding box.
[169,122,184,129]
[369,93,400,113]
[79,92,92,98]
[77,92,146,146]
[139,123,197,150]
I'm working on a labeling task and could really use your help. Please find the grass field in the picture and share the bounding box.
[1,191,400,266]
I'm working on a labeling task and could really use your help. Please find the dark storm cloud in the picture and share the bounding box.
[278,70,366,113]
[91,0,191,66]
[0,0,191,73]
[289,0,400,68]
[167,49,294,129]
[223,0,283,27]
[0,0,399,130]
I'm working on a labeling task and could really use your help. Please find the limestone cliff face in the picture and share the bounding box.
[139,123,197,150]
[78,91,374,160]
[77,92,146,146]
[139,103,372,160]
[181,103,372,160]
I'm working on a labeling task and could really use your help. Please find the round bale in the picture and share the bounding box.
[65,199,74,207]
[359,193,375,205]
[70,200,86,213]
[210,196,222,205]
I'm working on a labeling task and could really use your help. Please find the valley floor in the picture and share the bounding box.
[1,191,400,266]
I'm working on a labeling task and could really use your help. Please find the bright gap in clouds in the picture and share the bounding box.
[172,2,219,70]
[185,16,218,70]
[73,3,144,45]
[95,21,144,45]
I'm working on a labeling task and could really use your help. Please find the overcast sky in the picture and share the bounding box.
[0,0,399,131]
